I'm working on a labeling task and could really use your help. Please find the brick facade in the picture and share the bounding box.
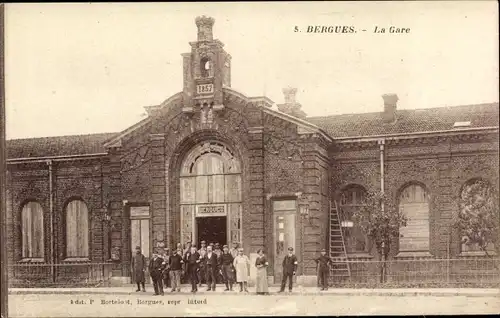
[5,16,499,285]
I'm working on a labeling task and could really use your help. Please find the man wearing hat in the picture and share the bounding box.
[131,246,146,292]
[315,248,333,291]
[197,240,207,287]
[279,247,298,293]
[149,250,165,296]
[220,245,235,291]
[184,245,201,293]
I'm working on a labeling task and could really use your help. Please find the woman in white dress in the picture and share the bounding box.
[233,248,250,292]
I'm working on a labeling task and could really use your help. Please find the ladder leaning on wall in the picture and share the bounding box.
[329,199,351,284]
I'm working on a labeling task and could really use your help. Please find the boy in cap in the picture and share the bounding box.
[131,246,146,292]
[315,248,333,291]
[279,247,298,293]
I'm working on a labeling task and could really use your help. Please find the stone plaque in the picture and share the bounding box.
[196,204,226,217]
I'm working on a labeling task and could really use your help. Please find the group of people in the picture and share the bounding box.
[132,241,334,295]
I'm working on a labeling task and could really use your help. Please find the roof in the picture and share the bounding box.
[306,103,499,138]
[6,132,117,159]
[6,102,498,160]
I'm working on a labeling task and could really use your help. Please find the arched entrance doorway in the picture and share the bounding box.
[179,141,242,247]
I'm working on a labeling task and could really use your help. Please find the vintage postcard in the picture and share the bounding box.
[2,1,499,317]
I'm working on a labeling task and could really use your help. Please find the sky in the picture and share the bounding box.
[4,1,499,139]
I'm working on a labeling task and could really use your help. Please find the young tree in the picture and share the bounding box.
[352,191,408,283]
[455,179,499,264]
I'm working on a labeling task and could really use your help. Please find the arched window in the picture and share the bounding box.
[200,57,211,77]
[21,201,44,259]
[179,141,242,247]
[398,184,430,252]
[459,179,496,253]
[66,199,89,258]
[339,185,369,254]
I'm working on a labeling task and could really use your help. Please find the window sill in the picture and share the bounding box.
[459,251,497,257]
[63,257,91,263]
[395,251,434,259]
[18,258,45,263]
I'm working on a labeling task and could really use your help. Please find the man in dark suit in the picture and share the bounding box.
[149,252,164,296]
[205,245,219,291]
[184,245,201,293]
[315,248,333,291]
[279,247,298,293]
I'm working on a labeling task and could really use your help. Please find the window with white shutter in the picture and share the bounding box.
[399,184,430,252]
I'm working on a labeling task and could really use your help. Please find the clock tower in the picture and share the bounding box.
[181,16,231,117]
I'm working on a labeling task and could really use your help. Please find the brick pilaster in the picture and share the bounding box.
[150,134,167,250]
[107,147,123,274]
[248,129,265,252]
[437,150,454,257]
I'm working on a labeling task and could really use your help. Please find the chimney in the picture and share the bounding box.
[195,16,215,42]
[381,93,398,123]
[277,87,307,119]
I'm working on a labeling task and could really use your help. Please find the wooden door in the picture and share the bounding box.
[273,207,296,284]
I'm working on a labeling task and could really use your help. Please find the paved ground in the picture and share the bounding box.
[8,292,500,317]
[8,285,500,297]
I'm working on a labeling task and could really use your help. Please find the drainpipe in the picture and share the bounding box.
[378,139,387,282]
[378,139,385,203]
[46,160,55,282]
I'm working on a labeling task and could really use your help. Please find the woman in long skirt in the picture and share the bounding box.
[255,249,269,295]
[233,248,250,292]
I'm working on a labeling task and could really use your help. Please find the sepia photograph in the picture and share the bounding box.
[2,1,499,317]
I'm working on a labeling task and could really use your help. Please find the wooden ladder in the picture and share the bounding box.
[329,199,351,284]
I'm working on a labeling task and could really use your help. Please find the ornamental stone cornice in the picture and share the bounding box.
[331,128,498,150]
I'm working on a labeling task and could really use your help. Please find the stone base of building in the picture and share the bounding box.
[109,276,131,286]
[296,275,318,286]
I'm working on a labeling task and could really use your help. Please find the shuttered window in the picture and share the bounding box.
[399,184,429,252]
[21,201,45,259]
[66,200,89,258]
